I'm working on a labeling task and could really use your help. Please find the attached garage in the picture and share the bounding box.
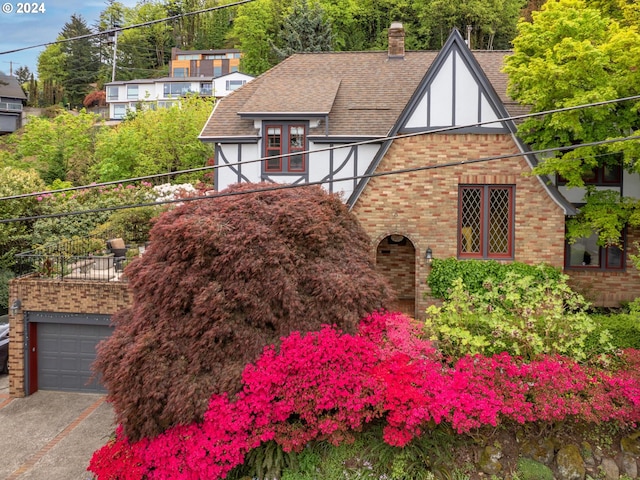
[24,312,113,394]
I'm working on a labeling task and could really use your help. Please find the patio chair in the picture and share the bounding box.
[107,238,127,271]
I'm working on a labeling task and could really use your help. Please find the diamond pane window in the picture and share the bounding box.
[460,188,482,254]
[488,188,511,255]
[459,185,514,259]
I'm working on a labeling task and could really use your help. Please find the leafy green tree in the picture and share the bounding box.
[0,167,46,266]
[230,0,526,76]
[15,110,102,185]
[31,182,157,246]
[272,0,333,60]
[37,42,66,106]
[230,0,280,75]
[97,1,172,82]
[504,0,640,245]
[93,183,394,440]
[191,0,236,49]
[60,14,101,108]
[418,0,525,49]
[93,96,214,181]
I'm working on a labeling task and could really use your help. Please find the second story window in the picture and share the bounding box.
[225,80,246,91]
[174,67,189,78]
[163,83,191,98]
[107,86,118,101]
[558,155,622,186]
[127,85,138,100]
[264,123,307,173]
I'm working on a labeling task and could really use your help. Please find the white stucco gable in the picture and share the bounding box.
[400,30,510,134]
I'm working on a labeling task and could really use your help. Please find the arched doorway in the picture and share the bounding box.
[375,235,416,318]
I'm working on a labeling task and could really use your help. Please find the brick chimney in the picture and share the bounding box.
[388,22,405,59]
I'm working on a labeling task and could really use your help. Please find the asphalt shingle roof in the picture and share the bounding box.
[199,49,515,140]
[0,74,27,101]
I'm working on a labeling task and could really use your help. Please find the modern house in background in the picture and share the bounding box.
[105,48,252,120]
[105,72,253,120]
[0,73,26,134]
[169,48,242,78]
[200,23,640,317]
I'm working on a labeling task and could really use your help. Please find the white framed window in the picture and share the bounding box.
[113,104,127,119]
[127,85,138,100]
[107,86,119,101]
[225,80,246,91]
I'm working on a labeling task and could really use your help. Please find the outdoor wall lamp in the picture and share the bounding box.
[10,299,22,315]
[425,246,433,265]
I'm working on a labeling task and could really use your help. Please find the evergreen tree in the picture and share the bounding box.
[60,14,101,108]
[27,74,38,107]
[14,66,31,85]
[272,0,333,59]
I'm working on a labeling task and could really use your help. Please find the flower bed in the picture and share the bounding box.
[89,311,640,479]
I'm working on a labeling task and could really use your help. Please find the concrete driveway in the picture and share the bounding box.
[0,374,115,479]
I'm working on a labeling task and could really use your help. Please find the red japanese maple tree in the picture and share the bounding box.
[93,183,394,441]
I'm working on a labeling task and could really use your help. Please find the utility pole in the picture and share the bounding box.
[110,26,120,82]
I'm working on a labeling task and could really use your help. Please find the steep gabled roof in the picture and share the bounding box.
[199,30,575,215]
[199,46,518,142]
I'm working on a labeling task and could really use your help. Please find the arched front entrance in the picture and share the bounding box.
[375,235,416,318]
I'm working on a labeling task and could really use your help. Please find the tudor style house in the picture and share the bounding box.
[199,23,639,317]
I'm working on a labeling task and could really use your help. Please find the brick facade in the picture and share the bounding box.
[354,133,640,317]
[7,278,132,397]
[565,226,640,307]
[353,133,568,318]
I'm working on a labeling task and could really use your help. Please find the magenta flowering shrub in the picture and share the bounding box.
[89,312,640,480]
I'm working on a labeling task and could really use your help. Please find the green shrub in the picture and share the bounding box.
[0,269,14,312]
[424,272,612,361]
[427,258,562,300]
[587,313,640,351]
[91,206,159,244]
[517,457,554,480]
[276,427,453,480]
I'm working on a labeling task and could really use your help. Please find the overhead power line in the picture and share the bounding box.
[1,134,638,225]
[2,93,639,203]
[0,0,256,56]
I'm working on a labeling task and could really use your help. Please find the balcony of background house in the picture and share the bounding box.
[0,101,23,112]
[14,227,150,283]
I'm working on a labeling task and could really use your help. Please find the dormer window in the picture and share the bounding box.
[264,123,307,173]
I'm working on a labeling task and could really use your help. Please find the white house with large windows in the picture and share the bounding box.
[105,72,253,120]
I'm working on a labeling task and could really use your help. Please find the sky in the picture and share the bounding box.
[0,0,138,77]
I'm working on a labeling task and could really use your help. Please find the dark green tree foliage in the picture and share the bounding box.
[272,0,333,60]
[94,183,394,441]
[14,66,31,85]
[61,14,101,108]
[504,0,640,245]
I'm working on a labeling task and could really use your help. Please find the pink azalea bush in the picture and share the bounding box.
[89,311,640,479]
